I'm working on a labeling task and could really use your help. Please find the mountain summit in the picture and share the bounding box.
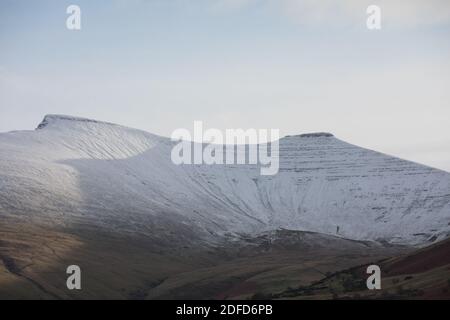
[0,115,449,246]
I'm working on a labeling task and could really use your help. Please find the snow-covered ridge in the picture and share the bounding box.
[36,114,119,130]
[1,115,449,246]
[291,132,334,138]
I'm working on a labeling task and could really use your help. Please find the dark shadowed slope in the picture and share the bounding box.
[275,237,450,299]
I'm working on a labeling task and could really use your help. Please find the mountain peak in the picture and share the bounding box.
[286,132,334,138]
[37,114,117,130]
[2,115,450,247]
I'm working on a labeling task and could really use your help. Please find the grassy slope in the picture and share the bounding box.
[0,215,409,300]
[275,238,450,299]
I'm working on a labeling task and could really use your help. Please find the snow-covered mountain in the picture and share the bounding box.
[0,115,449,246]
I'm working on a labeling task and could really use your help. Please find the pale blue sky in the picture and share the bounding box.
[1,0,450,170]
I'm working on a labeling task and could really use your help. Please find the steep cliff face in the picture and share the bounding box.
[0,115,449,246]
